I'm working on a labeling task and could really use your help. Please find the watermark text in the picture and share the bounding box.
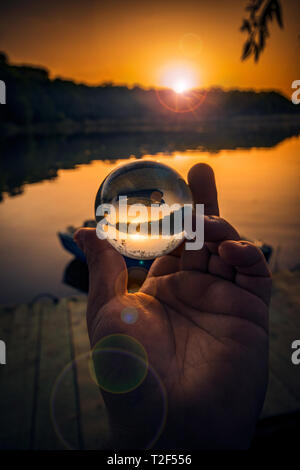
[96,198,204,251]
[0,340,6,365]
[0,80,6,104]
[291,80,300,105]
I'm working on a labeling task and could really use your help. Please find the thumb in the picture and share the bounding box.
[188,163,219,216]
[74,228,127,312]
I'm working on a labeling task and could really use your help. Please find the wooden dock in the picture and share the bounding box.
[0,270,300,450]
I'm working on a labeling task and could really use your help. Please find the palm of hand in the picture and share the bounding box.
[75,164,271,449]
[90,240,269,448]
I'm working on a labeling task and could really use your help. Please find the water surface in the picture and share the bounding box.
[0,133,299,304]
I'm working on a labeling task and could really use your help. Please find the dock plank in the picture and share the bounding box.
[262,371,300,418]
[33,299,79,450]
[0,304,39,449]
[0,305,15,350]
[261,272,300,418]
[68,297,110,450]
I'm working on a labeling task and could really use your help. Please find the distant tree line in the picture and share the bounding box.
[0,52,298,130]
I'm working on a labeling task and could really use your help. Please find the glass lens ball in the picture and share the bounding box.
[95,160,193,259]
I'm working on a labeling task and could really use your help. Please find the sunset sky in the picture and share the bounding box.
[0,0,299,97]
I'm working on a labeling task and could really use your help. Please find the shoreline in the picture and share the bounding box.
[2,114,300,139]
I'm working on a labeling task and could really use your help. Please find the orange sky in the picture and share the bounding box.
[0,0,299,97]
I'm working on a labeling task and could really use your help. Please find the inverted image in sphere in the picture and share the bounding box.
[95,160,192,259]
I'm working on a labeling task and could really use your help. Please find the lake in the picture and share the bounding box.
[0,131,299,305]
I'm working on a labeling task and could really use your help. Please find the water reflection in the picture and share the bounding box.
[1,121,299,202]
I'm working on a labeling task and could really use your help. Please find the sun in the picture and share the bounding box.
[156,62,204,113]
[172,79,189,94]
[159,62,199,94]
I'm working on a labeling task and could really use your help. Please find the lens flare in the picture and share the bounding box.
[51,350,167,449]
[121,306,139,324]
[179,33,203,58]
[89,334,148,394]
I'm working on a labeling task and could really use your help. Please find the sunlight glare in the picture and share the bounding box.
[173,80,189,94]
[159,62,198,93]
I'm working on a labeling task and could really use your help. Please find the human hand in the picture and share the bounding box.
[74,163,271,449]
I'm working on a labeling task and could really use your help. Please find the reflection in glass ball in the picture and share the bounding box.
[95,161,192,259]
